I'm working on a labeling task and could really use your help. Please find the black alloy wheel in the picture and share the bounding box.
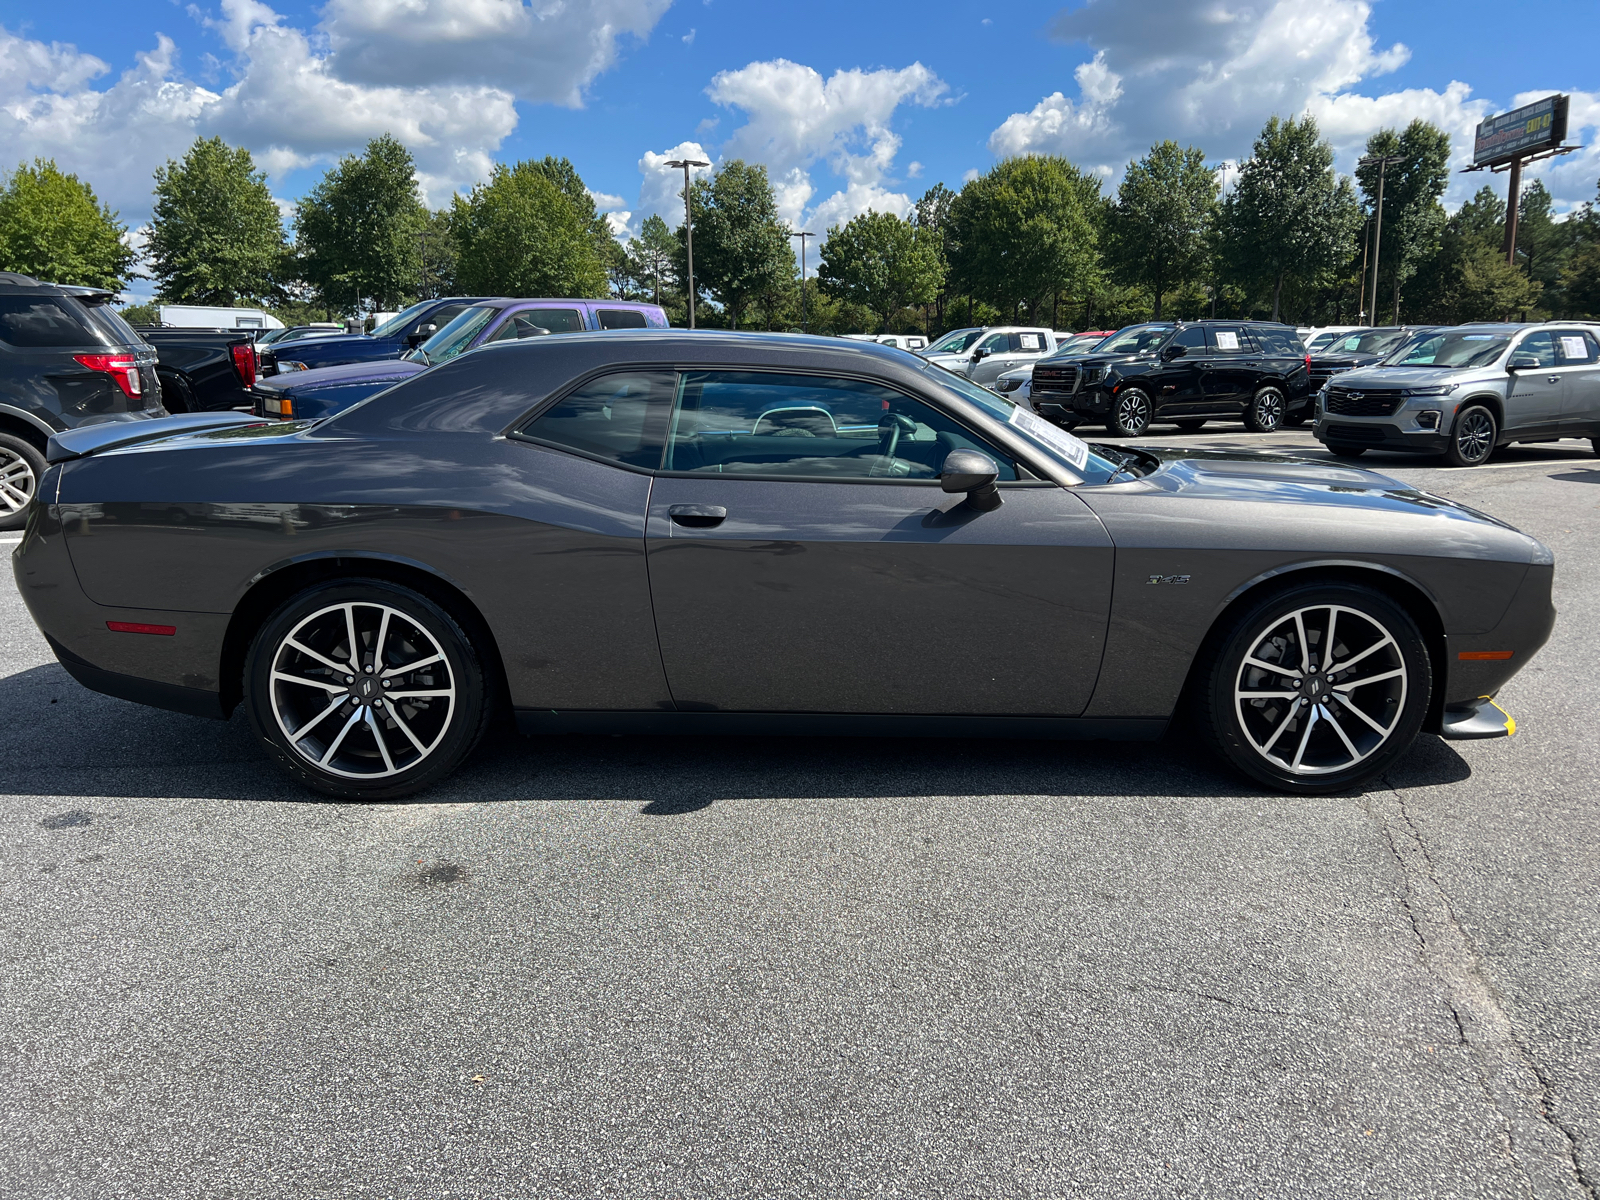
[1108,388,1152,437]
[0,433,45,532]
[245,579,492,799]
[1173,419,1206,433]
[1244,387,1285,433]
[1201,582,1431,794]
[1443,405,1497,468]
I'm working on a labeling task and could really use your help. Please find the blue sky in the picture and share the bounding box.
[4,0,1596,291]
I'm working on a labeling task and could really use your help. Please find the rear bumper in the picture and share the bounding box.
[1439,696,1516,740]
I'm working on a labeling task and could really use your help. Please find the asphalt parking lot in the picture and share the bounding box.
[3,426,1598,1199]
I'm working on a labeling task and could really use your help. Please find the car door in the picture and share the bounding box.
[1150,326,1208,416]
[1202,325,1256,411]
[967,331,1014,384]
[1504,330,1562,436]
[644,369,1115,715]
[1552,329,1600,436]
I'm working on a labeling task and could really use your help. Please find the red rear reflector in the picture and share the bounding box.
[106,621,176,636]
[1458,650,1513,661]
[74,353,142,400]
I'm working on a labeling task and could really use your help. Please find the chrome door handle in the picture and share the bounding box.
[668,504,727,528]
[1548,376,1561,384]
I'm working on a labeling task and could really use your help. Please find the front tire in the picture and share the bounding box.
[0,433,46,532]
[1201,583,1431,794]
[1108,388,1152,437]
[1243,386,1285,433]
[245,580,491,800]
[1443,405,1497,467]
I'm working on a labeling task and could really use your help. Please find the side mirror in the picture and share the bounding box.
[970,347,987,362]
[939,449,1002,512]
[1507,354,1538,372]
[1161,343,1187,361]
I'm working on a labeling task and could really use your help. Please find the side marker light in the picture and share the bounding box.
[107,621,176,636]
[1458,650,1513,660]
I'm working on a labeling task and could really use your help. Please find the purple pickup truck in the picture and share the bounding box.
[254,297,669,421]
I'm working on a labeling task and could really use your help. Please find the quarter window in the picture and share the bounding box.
[597,309,648,329]
[664,371,1017,481]
[518,370,675,470]
[0,297,98,347]
[522,308,585,333]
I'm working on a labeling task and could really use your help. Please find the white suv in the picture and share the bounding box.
[921,326,1058,386]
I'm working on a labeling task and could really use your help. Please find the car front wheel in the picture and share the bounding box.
[246,580,492,799]
[0,433,45,532]
[1108,388,1152,437]
[1201,583,1431,794]
[1443,405,1497,467]
[1243,386,1285,433]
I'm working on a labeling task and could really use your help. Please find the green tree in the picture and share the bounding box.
[817,210,944,330]
[627,214,678,307]
[678,160,794,329]
[1107,142,1216,319]
[1561,184,1600,317]
[1220,116,1361,322]
[1515,179,1567,312]
[295,135,427,313]
[417,208,458,299]
[119,302,159,325]
[1356,120,1450,322]
[947,157,1100,322]
[913,182,957,331]
[145,137,285,305]
[0,159,136,290]
[450,160,608,297]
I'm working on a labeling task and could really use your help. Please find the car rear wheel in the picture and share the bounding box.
[1173,419,1206,433]
[0,433,45,532]
[1108,388,1152,437]
[1243,386,1285,433]
[245,580,492,800]
[1443,405,1497,467]
[1201,583,1431,793]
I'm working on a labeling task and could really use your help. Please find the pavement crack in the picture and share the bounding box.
[1368,777,1594,1200]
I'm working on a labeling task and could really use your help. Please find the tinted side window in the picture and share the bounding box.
[486,312,554,343]
[978,332,1010,355]
[1256,329,1304,356]
[665,371,1017,481]
[1169,327,1207,353]
[597,309,648,329]
[518,370,675,470]
[524,308,585,333]
[1516,331,1558,368]
[1207,326,1250,354]
[0,297,99,347]
[421,304,467,334]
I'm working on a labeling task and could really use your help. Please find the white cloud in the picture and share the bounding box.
[321,0,671,108]
[632,140,713,234]
[589,190,628,211]
[907,160,923,178]
[683,29,696,46]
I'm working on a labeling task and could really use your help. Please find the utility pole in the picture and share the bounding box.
[1357,214,1371,323]
[1359,153,1403,328]
[665,158,709,328]
[790,230,815,332]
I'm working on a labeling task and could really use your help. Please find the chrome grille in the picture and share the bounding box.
[1032,364,1080,395]
[1324,386,1403,417]
[1309,364,1352,388]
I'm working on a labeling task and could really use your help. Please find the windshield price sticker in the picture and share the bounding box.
[1020,333,1040,349]
[1010,404,1089,472]
[1561,336,1588,360]
[1214,331,1240,350]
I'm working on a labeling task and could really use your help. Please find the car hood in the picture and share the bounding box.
[259,358,426,395]
[1318,364,1497,388]
[1310,352,1384,370]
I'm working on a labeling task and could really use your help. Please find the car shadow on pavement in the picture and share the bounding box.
[0,661,1474,806]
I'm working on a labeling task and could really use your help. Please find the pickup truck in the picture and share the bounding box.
[258,296,492,377]
[133,328,260,412]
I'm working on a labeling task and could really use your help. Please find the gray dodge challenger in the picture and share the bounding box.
[13,332,1554,798]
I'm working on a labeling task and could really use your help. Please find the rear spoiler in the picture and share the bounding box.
[46,412,268,464]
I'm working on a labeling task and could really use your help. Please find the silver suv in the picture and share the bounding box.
[1313,323,1600,467]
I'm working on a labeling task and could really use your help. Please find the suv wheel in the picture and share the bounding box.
[0,433,46,532]
[1108,388,1152,437]
[1444,405,1497,467]
[245,580,492,800]
[1243,386,1285,433]
[1200,582,1431,794]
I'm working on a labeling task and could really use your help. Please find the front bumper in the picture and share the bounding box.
[1314,416,1451,454]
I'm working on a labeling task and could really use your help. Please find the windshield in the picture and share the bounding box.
[917,360,1124,483]
[1327,329,1406,356]
[1053,333,1111,357]
[369,300,434,340]
[1097,323,1175,355]
[1385,329,1511,369]
[409,305,497,364]
[925,328,983,355]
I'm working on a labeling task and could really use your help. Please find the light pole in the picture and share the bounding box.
[790,230,815,332]
[1359,152,1404,325]
[665,158,709,328]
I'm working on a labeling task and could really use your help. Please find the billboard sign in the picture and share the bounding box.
[1473,94,1569,167]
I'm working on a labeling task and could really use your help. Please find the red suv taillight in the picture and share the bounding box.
[231,342,258,388]
[74,353,142,400]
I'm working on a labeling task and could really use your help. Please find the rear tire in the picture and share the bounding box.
[1173,419,1206,433]
[1243,386,1285,433]
[0,432,46,532]
[1443,405,1497,467]
[245,579,492,800]
[156,370,193,414]
[1200,582,1432,794]
[1108,388,1152,437]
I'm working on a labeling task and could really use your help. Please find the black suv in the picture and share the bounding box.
[0,273,165,530]
[1029,320,1312,436]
